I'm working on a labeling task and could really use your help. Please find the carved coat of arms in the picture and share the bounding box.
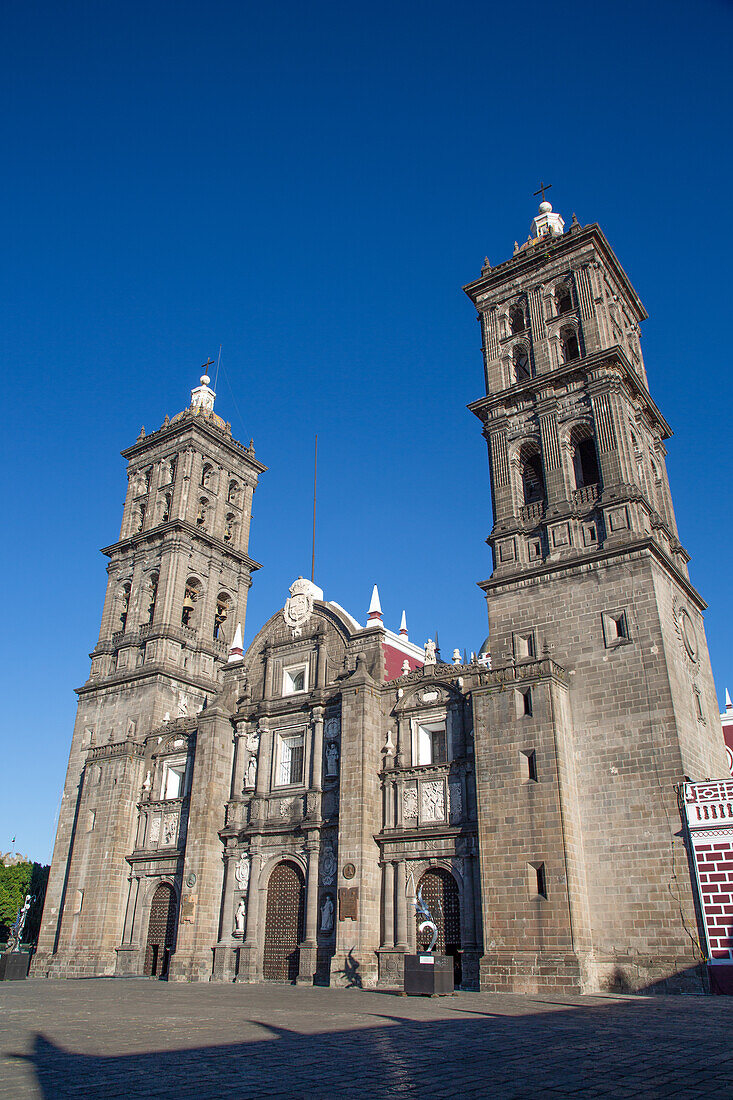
[283,577,315,636]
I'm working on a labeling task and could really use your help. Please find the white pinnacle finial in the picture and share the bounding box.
[726,688,732,712]
[399,610,408,637]
[228,622,243,662]
[367,584,382,621]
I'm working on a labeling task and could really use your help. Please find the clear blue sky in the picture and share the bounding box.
[2,0,732,861]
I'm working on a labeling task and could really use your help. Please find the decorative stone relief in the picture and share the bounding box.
[282,576,317,636]
[162,812,178,846]
[320,840,337,886]
[403,785,418,820]
[422,691,439,703]
[149,815,161,845]
[322,790,338,817]
[278,798,294,818]
[234,853,251,893]
[422,781,445,822]
[324,716,341,742]
[448,780,462,821]
[177,692,189,717]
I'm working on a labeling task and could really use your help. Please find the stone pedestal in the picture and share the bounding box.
[0,952,31,981]
[297,944,317,984]
[403,953,454,996]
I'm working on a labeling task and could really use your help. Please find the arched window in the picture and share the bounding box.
[521,449,546,506]
[147,573,159,624]
[201,463,213,490]
[512,344,531,382]
[555,283,573,315]
[118,583,131,632]
[181,579,202,628]
[228,479,240,505]
[509,304,525,334]
[196,498,208,529]
[560,325,580,363]
[161,493,171,523]
[224,513,236,543]
[572,436,600,489]
[213,592,231,641]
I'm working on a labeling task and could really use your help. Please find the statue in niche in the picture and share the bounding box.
[234,897,246,934]
[325,741,339,777]
[320,894,334,933]
[178,692,189,717]
[245,754,257,789]
[234,853,251,893]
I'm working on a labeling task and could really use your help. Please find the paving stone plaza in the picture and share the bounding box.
[1,979,733,1098]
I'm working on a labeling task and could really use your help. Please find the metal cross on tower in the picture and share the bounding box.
[533,181,552,202]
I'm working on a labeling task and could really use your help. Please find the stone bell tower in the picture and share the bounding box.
[34,367,266,978]
[465,199,729,992]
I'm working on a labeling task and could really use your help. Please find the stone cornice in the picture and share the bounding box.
[76,665,221,698]
[463,222,647,323]
[100,519,262,572]
[467,347,672,440]
[121,415,268,474]
[478,538,707,612]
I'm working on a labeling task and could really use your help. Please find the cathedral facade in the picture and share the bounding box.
[33,202,729,994]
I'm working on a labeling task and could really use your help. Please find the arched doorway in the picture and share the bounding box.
[416,868,462,987]
[144,883,177,978]
[263,861,305,981]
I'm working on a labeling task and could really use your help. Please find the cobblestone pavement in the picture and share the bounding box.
[2,979,733,1098]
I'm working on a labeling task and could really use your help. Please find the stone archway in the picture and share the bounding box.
[416,867,462,987]
[144,883,177,978]
[263,861,305,981]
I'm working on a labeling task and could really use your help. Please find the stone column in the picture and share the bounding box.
[311,707,324,792]
[382,861,395,948]
[231,728,247,800]
[395,860,408,950]
[237,841,263,982]
[462,856,476,948]
[298,834,320,983]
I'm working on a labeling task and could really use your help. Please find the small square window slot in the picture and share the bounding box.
[515,688,533,718]
[521,749,538,782]
[602,609,631,648]
[529,861,547,898]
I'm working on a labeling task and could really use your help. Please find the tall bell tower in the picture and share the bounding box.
[34,367,265,977]
[465,199,729,992]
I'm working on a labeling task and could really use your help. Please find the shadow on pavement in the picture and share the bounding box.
[10,993,733,1099]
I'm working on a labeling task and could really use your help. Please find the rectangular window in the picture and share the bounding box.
[515,687,533,717]
[278,734,305,785]
[416,723,447,766]
[513,631,536,661]
[528,862,547,898]
[283,664,308,696]
[602,609,631,647]
[521,749,538,782]
[163,763,185,800]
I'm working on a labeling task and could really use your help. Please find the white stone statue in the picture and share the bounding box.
[142,770,151,793]
[452,648,461,665]
[424,639,436,664]
[401,659,410,676]
[325,741,339,777]
[178,691,189,717]
[246,754,257,788]
[234,897,246,934]
[320,894,334,933]
[234,853,251,892]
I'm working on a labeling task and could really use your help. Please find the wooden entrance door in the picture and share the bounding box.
[144,883,177,977]
[416,868,462,987]
[263,862,305,981]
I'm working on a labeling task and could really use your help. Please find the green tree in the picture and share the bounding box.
[0,860,49,944]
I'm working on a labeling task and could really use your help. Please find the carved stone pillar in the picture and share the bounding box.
[395,860,408,950]
[382,861,395,948]
[298,834,321,983]
[311,706,324,792]
[462,855,476,948]
[237,841,262,981]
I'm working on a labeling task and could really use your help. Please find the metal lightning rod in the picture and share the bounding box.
[311,434,318,583]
